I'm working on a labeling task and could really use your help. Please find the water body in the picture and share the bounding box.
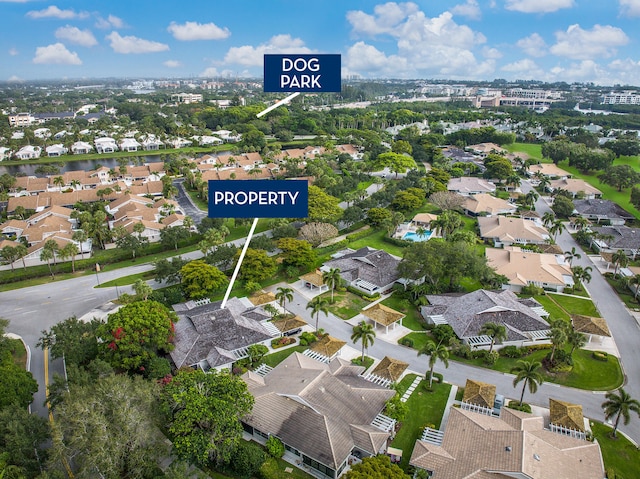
[0,155,164,177]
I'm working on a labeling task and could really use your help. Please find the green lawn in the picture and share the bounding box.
[7,338,27,369]
[391,377,451,471]
[505,143,543,161]
[591,421,640,479]
[351,355,374,370]
[452,347,623,391]
[533,295,571,321]
[460,277,483,292]
[347,229,406,257]
[260,345,308,368]
[605,276,640,309]
[318,290,371,320]
[547,293,601,317]
[97,270,155,288]
[398,332,431,352]
[381,295,426,331]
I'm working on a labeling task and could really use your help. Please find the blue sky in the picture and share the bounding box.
[2,0,640,85]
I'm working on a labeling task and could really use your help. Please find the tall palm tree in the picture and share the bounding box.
[306,296,329,332]
[572,265,592,290]
[524,190,539,210]
[511,359,544,406]
[601,388,640,438]
[418,340,449,388]
[14,244,28,271]
[630,274,640,302]
[322,268,341,303]
[549,219,566,241]
[72,230,89,260]
[40,246,55,279]
[572,216,589,231]
[567,329,587,357]
[542,211,555,229]
[612,249,629,278]
[548,320,567,364]
[479,322,507,354]
[275,286,294,312]
[60,242,79,273]
[43,239,59,265]
[564,247,582,267]
[351,321,376,361]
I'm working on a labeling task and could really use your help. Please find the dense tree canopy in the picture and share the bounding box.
[307,185,343,223]
[162,369,254,467]
[0,405,50,478]
[236,248,277,283]
[38,316,101,367]
[277,238,317,270]
[97,300,178,372]
[343,455,410,478]
[180,260,228,299]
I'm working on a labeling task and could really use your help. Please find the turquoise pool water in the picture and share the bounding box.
[402,231,432,242]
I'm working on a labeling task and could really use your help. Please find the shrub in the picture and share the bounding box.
[521,284,544,296]
[299,331,318,346]
[426,371,443,384]
[500,345,524,358]
[507,401,532,413]
[399,336,414,348]
[592,351,608,361]
[265,436,285,459]
[472,350,489,361]
[346,285,380,301]
[453,343,472,359]
[485,350,500,365]
[145,357,172,380]
[346,229,374,242]
[383,236,412,247]
[432,324,456,344]
[230,440,267,478]
[271,337,295,349]
[523,344,552,353]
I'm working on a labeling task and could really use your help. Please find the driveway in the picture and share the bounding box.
[173,178,207,224]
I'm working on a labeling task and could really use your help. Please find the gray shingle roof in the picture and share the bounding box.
[170,298,272,369]
[573,199,634,221]
[421,289,549,341]
[323,247,401,289]
[242,352,394,469]
[591,225,640,250]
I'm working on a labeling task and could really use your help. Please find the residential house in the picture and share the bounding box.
[441,147,484,171]
[241,352,395,479]
[166,137,192,149]
[170,297,276,371]
[321,247,402,295]
[45,144,68,157]
[447,177,496,196]
[590,225,640,258]
[486,246,574,293]
[573,199,634,226]
[409,406,604,479]
[478,216,550,247]
[119,138,141,152]
[94,137,118,154]
[140,134,164,151]
[15,146,41,160]
[549,178,602,199]
[420,289,550,348]
[71,141,93,155]
[462,193,517,216]
[194,135,224,146]
[335,144,363,160]
[33,128,51,139]
[528,163,571,179]
[0,147,12,161]
[466,142,507,157]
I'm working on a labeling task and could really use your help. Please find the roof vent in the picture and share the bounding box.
[505,446,512,452]
[533,454,540,461]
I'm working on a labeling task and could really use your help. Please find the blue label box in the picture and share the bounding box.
[264,54,341,93]
[208,180,309,218]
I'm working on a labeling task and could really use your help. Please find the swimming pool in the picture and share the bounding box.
[402,231,432,242]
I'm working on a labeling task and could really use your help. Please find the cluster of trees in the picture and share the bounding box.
[541,139,615,172]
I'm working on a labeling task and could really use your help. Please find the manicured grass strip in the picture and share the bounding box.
[97,271,155,288]
[592,421,640,479]
[318,290,371,320]
[398,332,431,352]
[260,345,308,368]
[7,338,27,369]
[381,295,426,331]
[391,379,451,471]
[452,347,623,391]
[547,293,601,317]
[533,295,570,321]
[459,277,483,292]
[604,276,640,310]
[347,229,406,257]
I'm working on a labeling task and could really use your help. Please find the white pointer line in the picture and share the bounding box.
[256,92,300,118]
[221,217,259,309]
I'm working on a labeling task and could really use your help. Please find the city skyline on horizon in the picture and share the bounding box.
[2,1,640,87]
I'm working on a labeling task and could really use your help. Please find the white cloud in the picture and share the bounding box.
[550,24,629,60]
[344,42,408,76]
[106,32,169,54]
[199,67,220,77]
[199,67,236,78]
[26,5,88,19]
[163,60,182,68]
[8,48,18,56]
[224,34,313,66]
[451,0,481,20]
[501,58,542,73]
[33,43,81,65]
[7,76,24,83]
[55,26,97,47]
[95,14,124,29]
[504,0,574,13]
[167,21,230,41]
[345,4,490,78]
[482,46,502,59]
[516,33,547,57]
[347,2,421,36]
[619,0,640,16]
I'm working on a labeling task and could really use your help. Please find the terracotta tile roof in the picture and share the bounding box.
[462,379,496,408]
[362,303,405,327]
[549,398,585,432]
[478,216,550,244]
[486,246,572,288]
[370,356,409,382]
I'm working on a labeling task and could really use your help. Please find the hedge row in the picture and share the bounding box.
[346,285,380,301]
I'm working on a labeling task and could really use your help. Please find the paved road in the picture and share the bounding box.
[173,178,207,224]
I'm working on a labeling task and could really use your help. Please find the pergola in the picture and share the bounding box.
[299,270,329,292]
[549,398,585,432]
[362,303,405,334]
[248,291,277,306]
[272,315,307,335]
[309,335,346,360]
[370,356,409,383]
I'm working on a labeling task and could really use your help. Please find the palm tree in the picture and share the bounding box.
[572,216,589,231]
[418,340,449,388]
[275,286,294,312]
[14,244,28,271]
[542,211,555,229]
[572,265,592,290]
[40,246,55,279]
[567,328,587,357]
[548,320,567,364]
[322,268,341,303]
[564,247,582,267]
[511,359,544,406]
[43,239,59,265]
[351,321,376,361]
[612,249,629,278]
[479,322,507,354]
[0,246,17,272]
[524,190,539,210]
[133,279,153,301]
[183,216,195,235]
[306,296,329,332]
[59,242,79,273]
[72,230,89,260]
[416,226,427,240]
[549,219,566,241]
[601,388,640,438]
[630,274,640,302]
[53,175,65,190]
